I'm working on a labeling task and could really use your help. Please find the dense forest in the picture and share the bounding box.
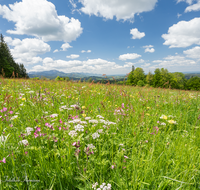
[0,34,28,78]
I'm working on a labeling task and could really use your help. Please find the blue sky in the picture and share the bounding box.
[0,0,200,75]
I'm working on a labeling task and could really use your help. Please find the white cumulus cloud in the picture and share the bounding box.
[119,53,141,61]
[0,0,83,43]
[130,28,145,39]
[162,17,200,48]
[66,54,80,59]
[177,0,200,12]
[183,46,200,59]
[77,0,158,21]
[4,37,50,65]
[61,43,72,51]
[143,45,155,53]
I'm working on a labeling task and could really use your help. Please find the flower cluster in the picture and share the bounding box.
[92,182,111,190]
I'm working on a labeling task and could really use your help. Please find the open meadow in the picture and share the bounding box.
[0,78,200,190]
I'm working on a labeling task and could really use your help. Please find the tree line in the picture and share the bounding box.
[0,34,28,78]
[127,67,200,91]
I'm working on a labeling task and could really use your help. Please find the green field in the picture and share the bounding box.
[0,78,200,189]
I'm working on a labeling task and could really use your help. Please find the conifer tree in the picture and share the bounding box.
[0,33,28,78]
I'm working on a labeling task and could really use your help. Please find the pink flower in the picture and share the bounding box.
[72,142,76,146]
[25,152,28,155]
[34,133,39,138]
[122,103,124,108]
[2,158,6,163]
[124,155,128,159]
[3,107,7,112]
[59,119,62,124]
[111,165,115,169]
[36,127,41,132]
[59,127,61,130]
[9,111,13,114]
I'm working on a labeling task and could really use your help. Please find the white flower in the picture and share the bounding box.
[50,113,58,118]
[89,119,98,124]
[85,117,91,120]
[107,183,111,188]
[28,91,35,93]
[19,140,28,146]
[69,119,81,124]
[97,129,103,133]
[74,124,84,132]
[68,130,78,137]
[25,127,34,135]
[160,122,166,126]
[97,115,104,119]
[88,144,95,149]
[10,115,18,120]
[79,121,87,125]
[92,132,100,139]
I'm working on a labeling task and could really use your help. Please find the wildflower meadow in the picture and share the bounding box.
[0,78,200,190]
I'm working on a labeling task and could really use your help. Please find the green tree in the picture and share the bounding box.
[186,76,200,91]
[126,71,134,85]
[0,33,28,78]
[146,71,154,86]
[153,68,162,87]
[170,72,186,89]
[132,67,145,85]
[87,78,93,83]
[160,68,171,88]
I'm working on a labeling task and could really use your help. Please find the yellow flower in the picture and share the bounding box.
[76,98,78,100]
[147,107,150,109]
[22,98,26,101]
[82,114,86,117]
[168,120,177,124]
[82,106,86,109]
[160,115,167,120]
[146,113,150,116]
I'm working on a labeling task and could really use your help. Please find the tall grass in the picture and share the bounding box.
[0,78,200,189]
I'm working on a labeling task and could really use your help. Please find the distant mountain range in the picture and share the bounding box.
[28,70,125,79]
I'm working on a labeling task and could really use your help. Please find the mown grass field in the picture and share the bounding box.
[0,78,200,190]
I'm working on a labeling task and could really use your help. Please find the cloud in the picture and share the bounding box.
[61,43,72,51]
[162,17,200,48]
[77,0,158,21]
[183,46,200,59]
[130,28,145,39]
[177,0,200,12]
[152,55,197,68]
[119,53,141,61]
[53,49,59,53]
[31,58,123,72]
[143,45,155,53]
[185,1,200,12]
[177,13,182,18]
[81,50,91,53]
[66,54,80,59]
[0,0,83,42]
[4,36,50,65]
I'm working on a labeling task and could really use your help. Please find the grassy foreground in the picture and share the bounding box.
[0,78,200,190]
